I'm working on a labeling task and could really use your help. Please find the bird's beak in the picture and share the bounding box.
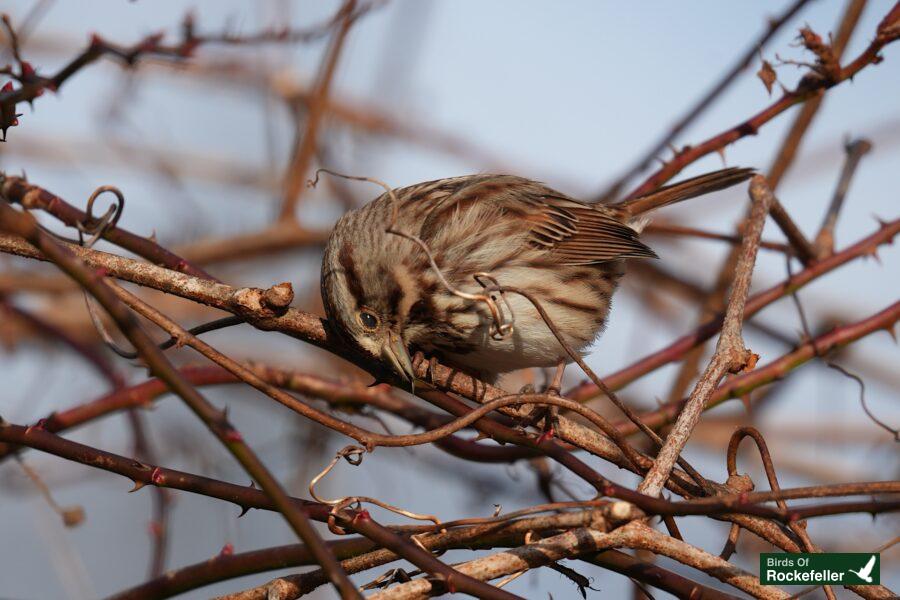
[381,332,415,389]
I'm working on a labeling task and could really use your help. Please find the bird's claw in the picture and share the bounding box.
[517,404,559,442]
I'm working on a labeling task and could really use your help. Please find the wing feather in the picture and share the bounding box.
[530,194,657,264]
[413,174,656,266]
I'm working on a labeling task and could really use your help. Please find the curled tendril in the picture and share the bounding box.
[308,444,442,535]
[77,185,125,249]
[72,185,245,361]
[74,185,141,359]
[473,272,515,339]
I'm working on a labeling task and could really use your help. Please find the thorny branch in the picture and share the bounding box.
[598,0,814,202]
[0,204,362,599]
[1,3,898,599]
[0,5,379,140]
[0,216,896,502]
[567,216,900,401]
[624,2,900,199]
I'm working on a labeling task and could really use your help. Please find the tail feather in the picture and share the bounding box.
[619,167,755,216]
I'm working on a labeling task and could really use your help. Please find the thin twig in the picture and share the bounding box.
[279,0,358,220]
[814,138,873,256]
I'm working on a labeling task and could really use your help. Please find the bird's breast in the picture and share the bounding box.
[406,261,624,376]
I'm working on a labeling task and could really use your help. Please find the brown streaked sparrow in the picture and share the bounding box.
[321,168,753,388]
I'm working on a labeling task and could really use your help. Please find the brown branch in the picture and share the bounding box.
[372,521,787,600]
[0,203,361,599]
[639,175,772,496]
[0,6,374,140]
[178,4,374,47]
[1,173,215,279]
[0,421,328,517]
[111,537,375,600]
[585,550,743,600]
[597,0,814,201]
[348,514,525,600]
[175,221,329,266]
[814,138,873,256]
[765,189,819,264]
[567,216,900,401]
[279,0,357,220]
[624,1,900,200]
[643,221,792,253]
[621,299,900,434]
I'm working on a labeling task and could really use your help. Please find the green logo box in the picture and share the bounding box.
[761,553,880,585]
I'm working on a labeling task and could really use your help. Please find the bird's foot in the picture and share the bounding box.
[517,399,559,442]
[521,406,557,443]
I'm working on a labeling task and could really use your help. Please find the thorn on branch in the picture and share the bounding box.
[757,59,778,95]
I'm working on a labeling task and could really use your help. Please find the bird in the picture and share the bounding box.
[321,167,753,390]
[849,555,877,583]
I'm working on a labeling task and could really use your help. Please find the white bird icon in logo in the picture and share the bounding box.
[848,555,877,583]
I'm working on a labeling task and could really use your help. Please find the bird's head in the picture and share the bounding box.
[321,215,418,383]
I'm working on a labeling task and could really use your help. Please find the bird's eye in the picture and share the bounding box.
[357,310,379,331]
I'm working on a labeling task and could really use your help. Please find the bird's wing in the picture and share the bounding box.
[415,174,656,266]
[861,555,876,576]
[527,191,657,264]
